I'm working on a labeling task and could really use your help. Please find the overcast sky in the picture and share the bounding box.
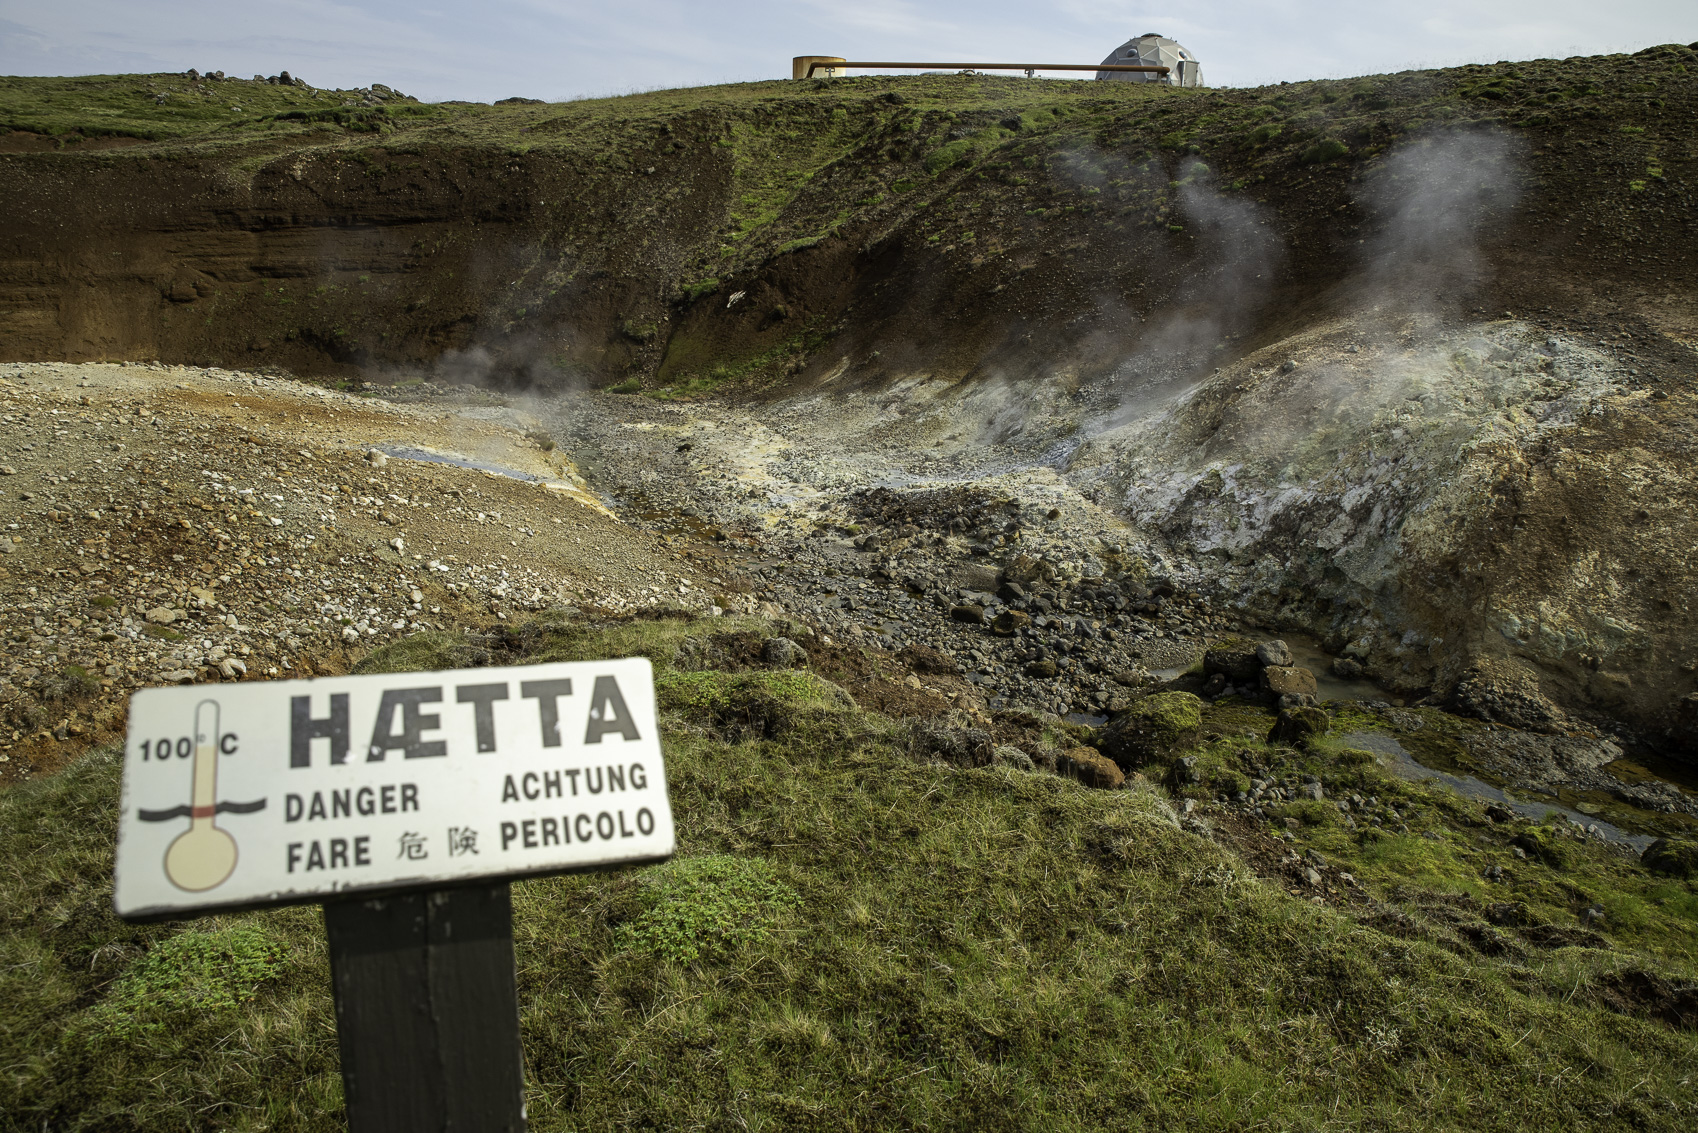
[0,1,1691,103]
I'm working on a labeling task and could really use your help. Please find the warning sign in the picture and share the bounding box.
[114,657,674,920]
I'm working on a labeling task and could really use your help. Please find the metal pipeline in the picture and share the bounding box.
[804,61,1171,78]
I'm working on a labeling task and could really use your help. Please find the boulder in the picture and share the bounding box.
[1256,640,1293,668]
[1061,746,1124,790]
[762,637,809,668]
[954,563,1001,592]
[991,609,1030,636]
[1203,644,1260,682]
[1024,659,1058,679]
[145,606,184,624]
[1263,665,1318,698]
[1451,657,1567,734]
[1643,838,1698,879]
[1003,553,1048,586]
[1269,706,1330,748]
[1331,657,1365,679]
[950,604,986,625]
[996,580,1028,604]
[1097,691,1203,769]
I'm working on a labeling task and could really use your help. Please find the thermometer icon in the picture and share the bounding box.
[137,699,265,892]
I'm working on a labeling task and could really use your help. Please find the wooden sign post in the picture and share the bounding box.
[113,658,676,1132]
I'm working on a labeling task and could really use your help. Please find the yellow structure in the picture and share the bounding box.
[793,56,847,80]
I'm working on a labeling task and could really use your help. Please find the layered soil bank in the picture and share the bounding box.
[0,48,1695,745]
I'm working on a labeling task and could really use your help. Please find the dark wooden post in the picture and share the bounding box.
[323,884,527,1132]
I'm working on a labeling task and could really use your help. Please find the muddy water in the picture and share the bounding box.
[1150,631,1390,703]
[1280,633,1387,703]
[1342,731,1655,852]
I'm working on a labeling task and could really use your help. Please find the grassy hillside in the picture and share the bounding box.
[0,72,438,142]
[3,614,1695,1129]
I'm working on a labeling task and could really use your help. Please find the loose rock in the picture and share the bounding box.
[1060,746,1124,789]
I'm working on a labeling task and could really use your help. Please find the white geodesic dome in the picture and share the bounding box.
[1096,33,1204,87]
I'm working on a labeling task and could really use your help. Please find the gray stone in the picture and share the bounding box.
[954,563,1000,592]
[1255,640,1293,667]
[762,636,809,668]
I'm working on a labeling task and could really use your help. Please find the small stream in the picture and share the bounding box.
[1342,731,1657,852]
[376,444,544,481]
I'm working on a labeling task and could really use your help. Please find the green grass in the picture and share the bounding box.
[3,612,1697,1128]
[0,72,440,144]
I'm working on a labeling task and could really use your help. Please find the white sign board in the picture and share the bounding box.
[114,658,674,920]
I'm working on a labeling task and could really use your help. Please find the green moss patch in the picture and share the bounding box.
[614,854,801,963]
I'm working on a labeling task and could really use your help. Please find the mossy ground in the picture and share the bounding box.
[2,613,1695,1129]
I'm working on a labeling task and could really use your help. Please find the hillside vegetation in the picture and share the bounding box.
[2,613,1696,1130]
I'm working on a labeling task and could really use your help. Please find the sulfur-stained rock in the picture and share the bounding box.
[1263,665,1318,698]
[1061,746,1124,789]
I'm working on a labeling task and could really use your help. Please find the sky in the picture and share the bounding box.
[0,0,1692,103]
